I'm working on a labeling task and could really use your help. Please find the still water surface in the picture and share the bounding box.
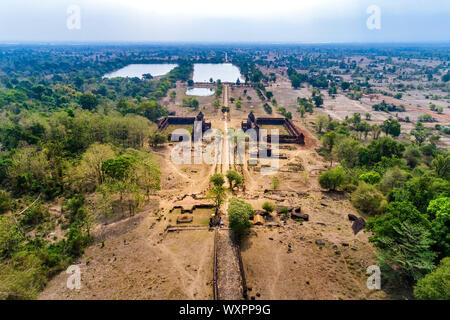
[104,64,178,79]
[192,63,244,83]
[186,88,215,96]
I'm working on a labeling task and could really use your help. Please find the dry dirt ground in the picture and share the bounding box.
[40,71,400,300]
[241,194,388,300]
[40,210,214,300]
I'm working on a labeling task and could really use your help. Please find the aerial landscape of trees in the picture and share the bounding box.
[0,44,448,300]
[0,46,197,299]
[315,109,449,298]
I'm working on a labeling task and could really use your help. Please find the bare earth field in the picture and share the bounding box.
[241,193,388,300]
[40,210,214,300]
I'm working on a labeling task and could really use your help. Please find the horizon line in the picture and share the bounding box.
[1,40,450,46]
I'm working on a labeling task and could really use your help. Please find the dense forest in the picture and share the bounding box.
[0,45,193,299]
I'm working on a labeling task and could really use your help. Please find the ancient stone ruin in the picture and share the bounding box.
[157,111,212,140]
[241,112,305,145]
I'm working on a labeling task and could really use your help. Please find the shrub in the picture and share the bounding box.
[0,215,24,258]
[64,224,92,257]
[20,204,49,228]
[318,166,346,191]
[0,190,12,214]
[263,103,272,114]
[149,132,167,148]
[262,202,275,214]
[64,194,87,224]
[351,182,386,215]
[271,176,280,190]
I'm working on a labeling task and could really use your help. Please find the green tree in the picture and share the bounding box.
[381,117,401,137]
[442,72,450,82]
[208,186,226,214]
[315,114,329,133]
[321,131,337,152]
[228,198,253,236]
[367,202,435,283]
[226,170,243,190]
[298,105,306,118]
[403,145,422,168]
[102,155,137,181]
[375,220,436,283]
[313,94,323,108]
[64,194,87,224]
[427,197,450,258]
[358,136,405,166]
[136,101,169,121]
[371,124,382,140]
[116,98,130,114]
[414,257,450,300]
[134,157,161,200]
[431,154,450,180]
[335,138,361,168]
[69,143,116,192]
[412,129,427,146]
[352,113,361,125]
[210,173,225,187]
[379,166,410,194]
[100,155,144,214]
[393,174,449,213]
[79,93,99,110]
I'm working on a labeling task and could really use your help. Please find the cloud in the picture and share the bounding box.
[0,0,448,42]
[94,0,359,19]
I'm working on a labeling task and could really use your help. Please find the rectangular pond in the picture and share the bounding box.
[104,64,178,79]
[193,63,244,83]
[186,87,215,96]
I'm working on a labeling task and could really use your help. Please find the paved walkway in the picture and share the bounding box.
[216,229,243,300]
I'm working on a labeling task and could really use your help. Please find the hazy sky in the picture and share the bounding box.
[0,0,449,43]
